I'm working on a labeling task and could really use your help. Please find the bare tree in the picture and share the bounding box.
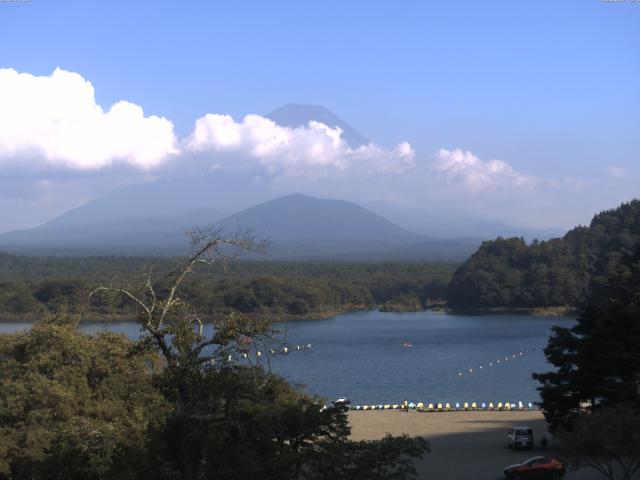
[90,227,274,368]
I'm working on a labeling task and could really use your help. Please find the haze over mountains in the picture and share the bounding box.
[0,104,562,258]
[0,193,480,259]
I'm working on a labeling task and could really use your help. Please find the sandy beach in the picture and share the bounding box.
[348,410,604,480]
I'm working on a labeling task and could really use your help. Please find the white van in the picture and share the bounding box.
[507,426,534,450]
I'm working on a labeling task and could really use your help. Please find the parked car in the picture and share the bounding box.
[503,456,566,479]
[321,397,351,414]
[508,426,534,449]
[332,397,351,412]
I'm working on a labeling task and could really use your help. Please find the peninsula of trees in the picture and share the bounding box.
[446,200,640,311]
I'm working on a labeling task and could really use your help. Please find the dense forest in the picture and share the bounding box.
[0,255,456,321]
[447,200,640,310]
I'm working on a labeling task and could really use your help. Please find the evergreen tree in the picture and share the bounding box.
[533,246,640,432]
[448,199,640,310]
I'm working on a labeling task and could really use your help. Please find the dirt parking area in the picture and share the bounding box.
[348,410,604,480]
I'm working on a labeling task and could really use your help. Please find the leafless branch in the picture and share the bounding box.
[88,228,272,368]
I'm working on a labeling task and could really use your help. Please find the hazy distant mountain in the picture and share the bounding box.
[267,103,370,148]
[0,208,224,253]
[211,193,413,256]
[370,204,565,241]
[0,192,411,256]
[0,192,478,259]
[40,174,258,229]
[409,218,564,242]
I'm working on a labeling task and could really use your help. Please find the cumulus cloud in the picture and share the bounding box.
[4,66,604,233]
[0,68,178,170]
[0,67,416,179]
[186,113,415,178]
[432,148,538,192]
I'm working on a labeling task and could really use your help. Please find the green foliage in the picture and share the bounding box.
[379,293,423,312]
[0,316,168,480]
[304,434,429,480]
[557,406,640,480]
[0,281,43,316]
[147,367,352,480]
[533,246,640,433]
[0,256,456,320]
[447,200,640,309]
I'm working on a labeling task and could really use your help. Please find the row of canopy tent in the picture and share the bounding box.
[351,401,536,411]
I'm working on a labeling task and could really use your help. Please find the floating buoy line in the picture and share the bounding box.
[269,343,312,356]
[456,349,536,378]
[211,343,313,364]
[245,343,312,359]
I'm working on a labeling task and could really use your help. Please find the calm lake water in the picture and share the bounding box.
[0,311,572,406]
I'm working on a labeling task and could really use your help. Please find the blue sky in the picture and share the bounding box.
[0,0,638,232]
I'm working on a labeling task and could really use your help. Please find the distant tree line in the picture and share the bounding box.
[447,200,640,309]
[0,256,456,320]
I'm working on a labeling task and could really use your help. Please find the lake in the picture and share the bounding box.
[0,311,572,406]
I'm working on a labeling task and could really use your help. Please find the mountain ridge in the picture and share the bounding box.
[0,192,479,260]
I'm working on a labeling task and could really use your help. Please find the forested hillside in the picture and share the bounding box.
[447,200,640,310]
[0,255,455,320]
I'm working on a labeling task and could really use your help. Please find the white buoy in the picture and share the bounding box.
[458,372,462,376]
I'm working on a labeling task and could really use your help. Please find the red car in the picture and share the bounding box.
[503,456,566,479]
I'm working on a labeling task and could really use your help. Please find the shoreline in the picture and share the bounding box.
[0,304,577,324]
[446,305,577,317]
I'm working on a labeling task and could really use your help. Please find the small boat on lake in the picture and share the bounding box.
[401,342,413,348]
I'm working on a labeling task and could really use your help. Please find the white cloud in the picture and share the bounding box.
[4,67,611,233]
[0,68,178,169]
[186,113,415,178]
[432,148,538,192]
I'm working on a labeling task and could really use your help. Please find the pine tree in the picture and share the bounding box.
[533,246,640,432]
